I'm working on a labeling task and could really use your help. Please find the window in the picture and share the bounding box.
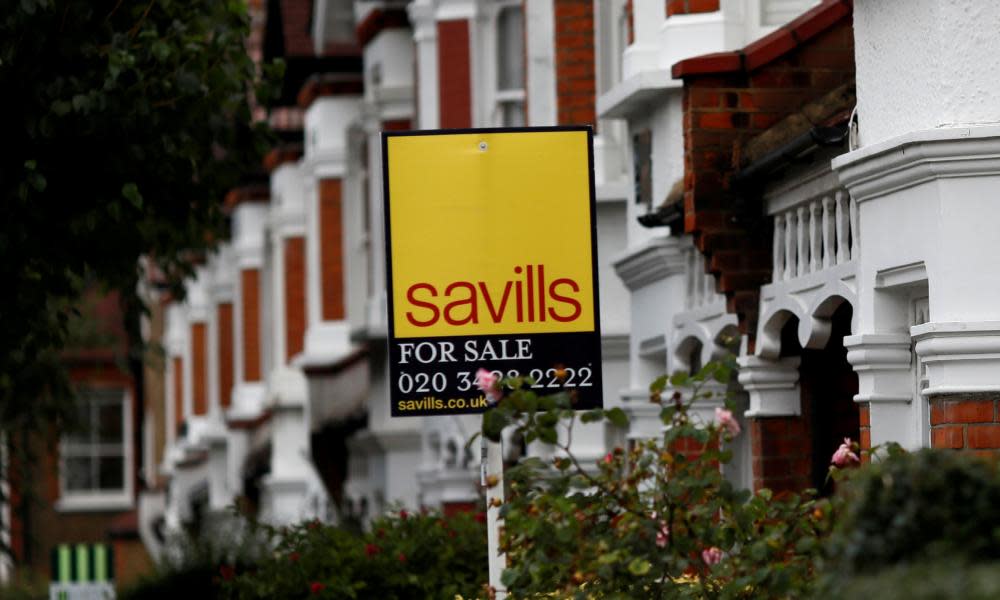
[495,4,525,126]
[60,387,132,510]
[633,129,652,207]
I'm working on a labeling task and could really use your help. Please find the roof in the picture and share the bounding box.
[672,0,852,78]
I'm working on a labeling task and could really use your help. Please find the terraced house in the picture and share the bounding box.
[8,0,996,584]
[140,0,1000,550]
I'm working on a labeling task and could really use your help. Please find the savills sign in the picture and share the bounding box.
[382,127,603,416]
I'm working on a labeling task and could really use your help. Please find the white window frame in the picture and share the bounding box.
[57,386,134,512]
[482,0,526,127]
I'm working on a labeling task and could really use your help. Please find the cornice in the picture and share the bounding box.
[612,236,686,291]
[833,126,1000,203]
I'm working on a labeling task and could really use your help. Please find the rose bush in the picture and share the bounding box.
[483,359,835,599]
[222,509,487,599]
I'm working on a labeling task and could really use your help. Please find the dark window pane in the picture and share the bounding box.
[98,457,124,491]
[65,457,94,491]
[633,130,652,206]
[98,402,123,444]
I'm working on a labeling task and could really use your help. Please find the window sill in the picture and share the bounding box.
[56,494,134,513]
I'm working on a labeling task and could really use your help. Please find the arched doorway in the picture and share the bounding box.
[780,301,859,494]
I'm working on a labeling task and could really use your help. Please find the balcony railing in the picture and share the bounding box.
[684,247,718,309]
[771,189,857,281]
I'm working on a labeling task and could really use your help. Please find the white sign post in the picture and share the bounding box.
[483,436,507,599]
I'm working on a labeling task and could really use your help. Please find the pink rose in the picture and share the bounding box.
[603,452,613,464]
[475,368,501,404]
[714,407,741,437]
[831,437,860,466]
[655,523,670,548]
[701,546,723,566]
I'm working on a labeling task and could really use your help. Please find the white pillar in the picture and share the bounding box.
[300,95,361,365]
[409,0,439,130]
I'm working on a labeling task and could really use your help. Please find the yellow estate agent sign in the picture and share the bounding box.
[382,127,603,416]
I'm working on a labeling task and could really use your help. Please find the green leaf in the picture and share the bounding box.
[152,39,171,61]
[669,371,689,387]
[627,558,651,576]
[604,407,629,427]
[482,409,509,442]
[122,182,143,209]
[538,426,558,445]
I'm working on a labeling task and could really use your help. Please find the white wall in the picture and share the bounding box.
[854,0,1000,147]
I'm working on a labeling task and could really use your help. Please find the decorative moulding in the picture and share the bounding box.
[737,355,801,417]
[612,236,686,291]
[596,70,678,120]
[913,321,1000,396]
[833,126,1000,203]
[844,333,913,404]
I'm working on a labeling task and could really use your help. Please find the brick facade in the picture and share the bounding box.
[173,356,183,432]
[437,20,472,129]
[931,395,1000,452]
[667,0,720,17]
[284,236,307,361]
[751,417,812,492]
[673,0,854,344]
[554,0,596,128]
[319,178,345,321]
[241,268,262,382]
[858,403,870,456]
[191,322,207,416]
[217,302,234,409]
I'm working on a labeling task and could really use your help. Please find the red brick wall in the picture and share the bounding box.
[437,20,472,129]
[554,0,596,128]
[667,0,719,16]
[173,356,183,432]
[751,417,812,492]
[858,403,870,458]
[625,0,634,45]
[284,236,307,362]
[241,269,261,382]
[217,302,234,409]
[931,395,1000,452]
[443,501,477,518]
[319,179,345,321]
[191,323,207,416]
[676,2,853,343]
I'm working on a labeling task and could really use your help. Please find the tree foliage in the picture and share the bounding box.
[0,0,279,427]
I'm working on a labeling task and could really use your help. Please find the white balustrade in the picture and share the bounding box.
[772,190,857,281]
[684,247,719,310]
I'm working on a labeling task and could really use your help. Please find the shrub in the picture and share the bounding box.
[223,509,488,599]
[119,522,267,600]
[483,361,832,599]
[816,559,1000,600]
[818,447,1000,596]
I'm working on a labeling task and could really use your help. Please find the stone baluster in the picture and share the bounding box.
[773,214,784,279]
[849,193,859,258]
[784,211,796,280]
[796,205,808,277]
[822,195,835,269]
[809,199,821,273]
[836,190,849,263]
